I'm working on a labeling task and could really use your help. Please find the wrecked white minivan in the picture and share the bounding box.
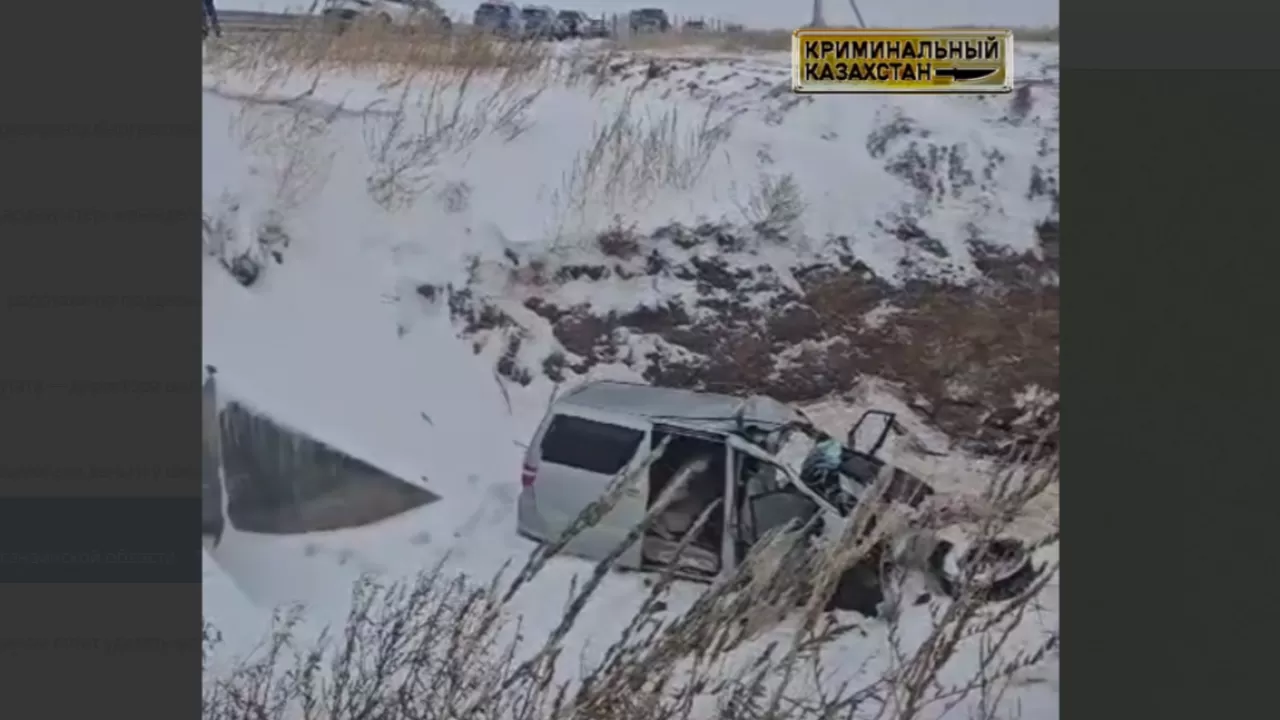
[517,380,1042,617]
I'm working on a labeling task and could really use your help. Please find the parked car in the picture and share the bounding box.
[473,0,524,36]
[516,381,1043,617]
[323,0,452,32]
[520,5,565,40]
[628,7,671,34]
[582,16,610,39]
[683,19,707,31]
[556,9,590,38]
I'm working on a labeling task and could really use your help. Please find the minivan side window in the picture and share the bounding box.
[539,414,645,475]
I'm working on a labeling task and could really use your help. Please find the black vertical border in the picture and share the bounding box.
[1066,4,1279,719]
[0,1,201,718]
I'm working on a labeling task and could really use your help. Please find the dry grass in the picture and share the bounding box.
[205,20,572,214]
[612,28,794,54]
[205,21,728,220]
[202,80,331,286]
[358,64,545,211]
[733,172,807,234]
[204,17,1057,232]
[204,431,1060,720]
[210,18,552,77]
[549,86,741,240]
[596,218,644,259]
[226,81,339,216]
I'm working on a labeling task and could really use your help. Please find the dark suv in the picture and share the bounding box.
[556,9,589,38]
[520,5,564,40]
[628,7,671,34]
[473,1,523,36]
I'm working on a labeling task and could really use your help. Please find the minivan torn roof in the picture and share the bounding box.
[555,380,801,435]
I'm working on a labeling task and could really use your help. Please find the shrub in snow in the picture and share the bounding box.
[203,194,292,288]
[735,172,806,236]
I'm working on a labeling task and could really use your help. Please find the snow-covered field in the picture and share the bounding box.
[202,10,1059,718]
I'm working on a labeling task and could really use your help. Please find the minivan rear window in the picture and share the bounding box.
[539,415,644,475]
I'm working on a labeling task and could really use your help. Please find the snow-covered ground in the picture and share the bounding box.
[202,26,1059,720]
[219,0,1059,31]
[204,45,1058,281]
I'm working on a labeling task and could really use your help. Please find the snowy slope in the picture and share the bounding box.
[201,549,271,671]
[202,39,1058,719]
[203,46,1058,283]
[220,0,1059,30]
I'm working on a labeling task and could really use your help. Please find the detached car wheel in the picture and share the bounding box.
[934,538,1044,602]
[825,537,1043,618]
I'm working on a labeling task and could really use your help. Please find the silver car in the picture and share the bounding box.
[518,381,800,577]
[473,0,524,36]
[517,380,1043,616]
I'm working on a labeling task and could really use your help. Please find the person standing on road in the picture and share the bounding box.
[203,0,222,39]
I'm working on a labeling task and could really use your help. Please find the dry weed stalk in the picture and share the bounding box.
[203,78,338,280]
[208,18,549,79]
[207,19,554,214]
[205,419,1060,720]
[360,58,546,210]
[557,47,625,98]
[228,76,340,215]
[552,86,740,237]
[734,172,806,234]
[610,28,794,55]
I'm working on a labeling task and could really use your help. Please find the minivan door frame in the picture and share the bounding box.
[719,437,736,579]
[646,423,733,583]
[724,435,843,572]
[725,435,841,514]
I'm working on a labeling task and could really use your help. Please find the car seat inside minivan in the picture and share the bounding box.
[643,431,726,576]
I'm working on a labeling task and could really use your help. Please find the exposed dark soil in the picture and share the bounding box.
[447,219,1058,456]
[438,76,1060,456]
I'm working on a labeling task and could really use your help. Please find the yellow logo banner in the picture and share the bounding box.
[792,28,1015,94]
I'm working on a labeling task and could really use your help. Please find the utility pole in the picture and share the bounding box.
[808,0,827,27]
[808,0,868,30]
[848,0,867,28]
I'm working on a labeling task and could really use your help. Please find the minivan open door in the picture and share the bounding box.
[846,409,903,457]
